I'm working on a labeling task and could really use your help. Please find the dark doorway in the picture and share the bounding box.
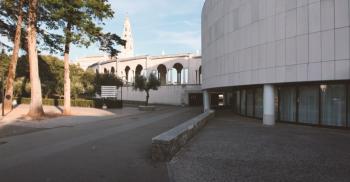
[157,64,167,86]
[135,65,143,77]
[189,93,203,106]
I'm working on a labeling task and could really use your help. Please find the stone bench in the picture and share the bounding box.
[151,110,215,161]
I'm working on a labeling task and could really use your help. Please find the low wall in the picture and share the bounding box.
[118,85,202,106]
[151,110,215,161]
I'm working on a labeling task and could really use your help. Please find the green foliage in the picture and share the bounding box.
[81,68,97,96]
[0,0,64,53]
[0,51,11,90]
[42,0,123,56]
[147,74,161,91]
[13,77,26,97]
[16,97,122,108]
[98,33,126,57]
[15,55,97,98]
[133,74,161,92]
[0,51,10,76]
[0,0,22,51]
[133,74,161,106]
[95,73,123,94]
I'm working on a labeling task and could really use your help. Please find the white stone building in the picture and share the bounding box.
[202,0,350,128]
[76,17,203,106]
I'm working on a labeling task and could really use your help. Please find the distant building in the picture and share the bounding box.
[75,55,109,71]
[119,16,134,58]
[76,17,203,106]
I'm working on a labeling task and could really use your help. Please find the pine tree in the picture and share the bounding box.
[0,0,63,114]
[1,0,25,112]
[27,0,44,118]
[44,0,124,115]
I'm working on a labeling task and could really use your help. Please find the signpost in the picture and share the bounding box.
[120,85,123,107]
[101,86,118,98]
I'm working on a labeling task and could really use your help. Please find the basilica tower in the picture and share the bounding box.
[119,17,134,58]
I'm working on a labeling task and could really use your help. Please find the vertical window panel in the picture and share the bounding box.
[247,89,254,117]
[254,88,263,118]
[298,86,319,125]
[234,90,241,113]
[241,89,246,115]
[321,84,346,127]
[279,87,297,122]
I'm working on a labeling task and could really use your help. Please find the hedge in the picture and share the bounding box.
[15,98,122,109]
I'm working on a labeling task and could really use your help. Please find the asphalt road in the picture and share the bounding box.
[0,107,201,182]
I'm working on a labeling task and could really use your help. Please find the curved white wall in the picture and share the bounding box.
[202,0,350,89]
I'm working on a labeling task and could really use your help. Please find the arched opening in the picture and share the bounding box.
[199,66,202,84]
[125,66,130,82]
[157,64,167,86]
[173,63,183,84]
[111,67,115,74]
[104,68,108,74]
[135,65,143,77]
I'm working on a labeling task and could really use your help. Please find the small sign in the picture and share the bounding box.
[101,86,117,98]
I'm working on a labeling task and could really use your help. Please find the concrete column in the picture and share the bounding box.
[263,84,275,126]
[203,90,210,112]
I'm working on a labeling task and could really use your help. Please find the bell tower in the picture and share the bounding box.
[119,16,134,58]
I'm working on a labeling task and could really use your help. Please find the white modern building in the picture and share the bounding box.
[76,17,203,106]
[202,0,350,128]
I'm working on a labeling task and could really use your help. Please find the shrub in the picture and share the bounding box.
[15,98,122,108]
[133,74,160,106]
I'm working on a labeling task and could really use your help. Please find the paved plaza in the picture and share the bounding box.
[168,110,350,182]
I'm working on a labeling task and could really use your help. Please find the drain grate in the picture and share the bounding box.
[0,141,8,145]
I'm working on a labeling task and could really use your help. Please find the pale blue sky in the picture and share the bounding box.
[73,0,205,61]
[91,0,204,59]
[0,0,205,61]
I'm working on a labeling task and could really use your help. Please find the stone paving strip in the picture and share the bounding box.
[152,110,215,161]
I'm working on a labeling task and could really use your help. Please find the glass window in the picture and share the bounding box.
[321,84,346,127]
[241,89,246,115]
[247,89,254,117]
[298,86,319,125]
[348,85,350,128]
[234,90,240,113]
[279,87,297,122]
[254,88,263,118]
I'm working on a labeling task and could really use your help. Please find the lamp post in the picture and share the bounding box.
[121,82,123,108]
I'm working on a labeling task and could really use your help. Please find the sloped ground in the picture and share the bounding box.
[168,111,350,182]
[0,104,145,138]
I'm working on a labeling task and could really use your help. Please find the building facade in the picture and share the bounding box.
[87,54,202,106]
[202,0,350,128]
[90,54,202,86]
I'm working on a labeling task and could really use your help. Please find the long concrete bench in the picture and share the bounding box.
[151,110,215,161]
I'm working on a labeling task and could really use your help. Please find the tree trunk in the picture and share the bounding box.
[63,23,72,115]
[27,0,44,118]
[3,0,24,113]
[145,91,149,106]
